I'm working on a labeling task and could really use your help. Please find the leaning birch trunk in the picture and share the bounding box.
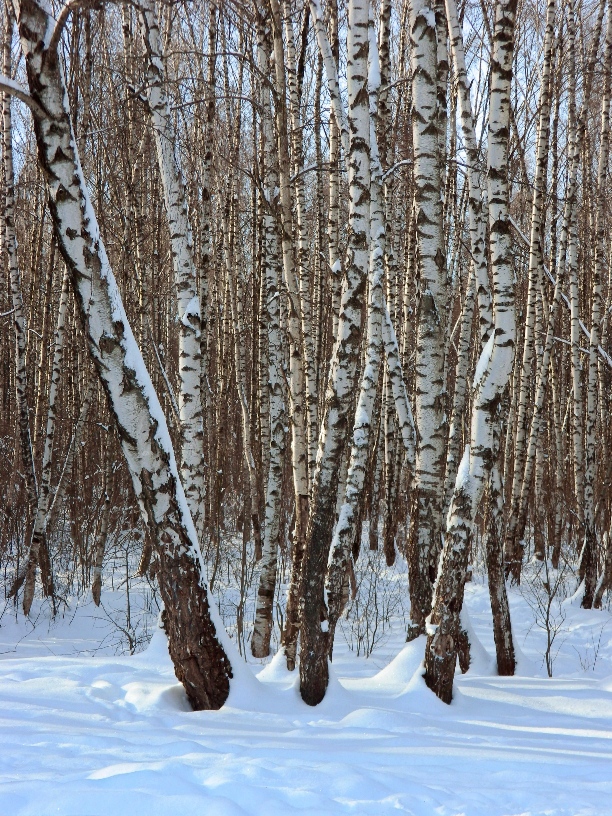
[581,5,612,608]
[299,0,370,706]
[423,0,517,703]
[11,0,231,711]
[407,0,448,640]
[251,21,286,659]
[20,268,70,614]
[2,17,37,511]
[136,0,205,533]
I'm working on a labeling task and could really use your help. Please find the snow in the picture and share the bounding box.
[2,580,612,815]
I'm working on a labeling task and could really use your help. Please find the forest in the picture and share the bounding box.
[1,0,612,804]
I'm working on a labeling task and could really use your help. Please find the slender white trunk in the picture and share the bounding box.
[21,268,70,614]
[326,21,385,633]
[137,0,205,532]
[2,18,37,509]
[407,0,448,639]
[581,5,612,608]
[506,0,556,580]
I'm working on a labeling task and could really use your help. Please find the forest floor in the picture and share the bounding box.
[1,569,612,815]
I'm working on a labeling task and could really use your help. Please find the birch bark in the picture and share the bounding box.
[325,20,385,638]
[2,16,37,510]
[505,0,556,581]
[264,0,310,673]
[20,268,70,613]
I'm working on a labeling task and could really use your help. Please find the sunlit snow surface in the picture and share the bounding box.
[1,582,612,815]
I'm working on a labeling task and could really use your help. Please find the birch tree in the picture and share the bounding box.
[7,0,232,711]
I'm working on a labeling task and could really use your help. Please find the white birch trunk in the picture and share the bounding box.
[2,18,37,509]
[21,267,70,614]
[137,0,205,532]
[325,22,385,635]
[505,0,556,580]
[407,0,448,640]
[265,0,310,672]
[581,5,612,608]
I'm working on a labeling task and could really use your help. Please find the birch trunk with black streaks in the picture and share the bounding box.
[299,0,370,706]
[251,19,286,659]
[581,4,612,608]
[20,267,70,613]
[2,15,37,511]
[505,0,556,582]
[407,0,448,640]
[325,23,385,638]
[265,0,310,672]
[137,0,205,534]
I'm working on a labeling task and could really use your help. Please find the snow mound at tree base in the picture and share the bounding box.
[1,581,612,815]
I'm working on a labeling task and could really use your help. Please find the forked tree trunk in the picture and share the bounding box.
[299,0,370,706]
[424,0,517,703]
[11,0,232,711]
[326,23,385,637]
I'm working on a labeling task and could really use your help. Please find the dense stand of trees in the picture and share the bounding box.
[0,0,611,708]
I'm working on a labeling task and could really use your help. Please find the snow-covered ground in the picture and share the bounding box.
[1,574,612,816]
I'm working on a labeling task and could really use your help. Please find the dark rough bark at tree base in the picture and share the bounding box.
[423,488,473,704]
[299,493,336,705]
[157,549,232,710]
